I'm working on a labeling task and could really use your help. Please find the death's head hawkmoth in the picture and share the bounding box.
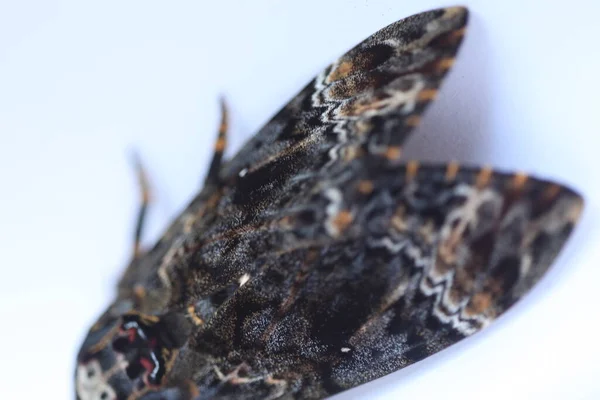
[75,7,582,400]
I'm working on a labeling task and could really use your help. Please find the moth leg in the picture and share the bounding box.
[130,151,151,259]
[204,97,228,186]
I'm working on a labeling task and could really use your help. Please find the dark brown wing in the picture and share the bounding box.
[220,7,467,183]
[170,6,470,300]
[186,164,582,399]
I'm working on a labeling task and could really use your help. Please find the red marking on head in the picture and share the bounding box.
[127,328,136,343]
[140,357,154,373]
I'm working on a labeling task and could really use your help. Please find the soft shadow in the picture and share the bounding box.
[403,10,492,166]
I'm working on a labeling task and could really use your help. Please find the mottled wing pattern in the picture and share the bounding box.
[75,6,584,400]
[185,165,581,400]
[173,5,468,305]
[222,7,466,181]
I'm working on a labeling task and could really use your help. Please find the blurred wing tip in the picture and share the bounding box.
[540,179,585,223]
[563,186,585,225]
[443,5,469,16]
[501,172,585,230]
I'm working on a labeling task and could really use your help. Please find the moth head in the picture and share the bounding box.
[76,304,191,399]
[75,308,128,400]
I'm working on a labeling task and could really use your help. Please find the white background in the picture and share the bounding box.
[1,0,599,398]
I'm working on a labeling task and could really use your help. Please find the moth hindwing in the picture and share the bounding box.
[75,6,582,400]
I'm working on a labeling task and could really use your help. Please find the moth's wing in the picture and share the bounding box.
[220,7,467,182]
[190,6,468,272]
[187,164,582,399]
[166,7,582,398]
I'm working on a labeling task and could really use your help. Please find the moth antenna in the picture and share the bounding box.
[129,149,151,259]
[204,96,229,186]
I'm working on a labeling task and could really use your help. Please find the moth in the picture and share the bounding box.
[75,6,583,400]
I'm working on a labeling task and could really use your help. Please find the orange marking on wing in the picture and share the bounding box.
[187,305,204,326]
[406,160,419,181]
[418,88,438,101]
[332,210,353,233]
[448,27,467,41]
[358,180,374,194]
[466,292,493,315]
[510,172,529,191]
[405,115,422,127]
[475,166,493,189]
[384,146,402,160]
[328,60,354,82]
[436,58,456,72]
[445,161,460,181]
[543,183,561,201]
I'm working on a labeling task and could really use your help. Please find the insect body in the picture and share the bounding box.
[76,7,582,400]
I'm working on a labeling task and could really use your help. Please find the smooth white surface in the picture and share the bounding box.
[1,0,598,398]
